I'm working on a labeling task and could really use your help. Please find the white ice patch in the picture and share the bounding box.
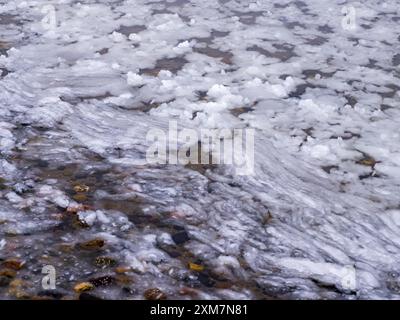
[277,258,357,292]
[127,72,144,86]
[37,185,71,208]
[110,31,126,43]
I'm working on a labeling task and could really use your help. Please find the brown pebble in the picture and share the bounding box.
[73,193,87,202]
[0,269,17,278]
[8,279,30,299]
[74,282,94,293]
[115,274,133,285]
[188,262,204,272]
[78,239,105,250]
[262,211,273,225]
[214,281,233,289]
[58,243,74,253]
[2,259,25,270]
[144,288,167,300]
[357,157,376,167]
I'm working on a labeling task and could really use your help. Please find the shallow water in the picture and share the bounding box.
[0,0,399,300]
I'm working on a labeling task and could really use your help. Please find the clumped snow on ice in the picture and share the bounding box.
[0,0,399,299]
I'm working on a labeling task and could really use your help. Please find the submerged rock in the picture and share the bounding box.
[357,157,377,167]
[0,276,11,287]
[115,266,131,274]
[74,282,94,293]
[197,272,216,288]
[171,231,190,245]
[0,269,16,278]
[90,276,116,287]
[79,292,102,300]
[2,259,25,270]
[188,262,204,272]
[8,279,30,299]
[72,193,87,202]
[94,256,117,268]
[144,288,167,300]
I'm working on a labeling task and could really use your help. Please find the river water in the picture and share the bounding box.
[0,0,400,299]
